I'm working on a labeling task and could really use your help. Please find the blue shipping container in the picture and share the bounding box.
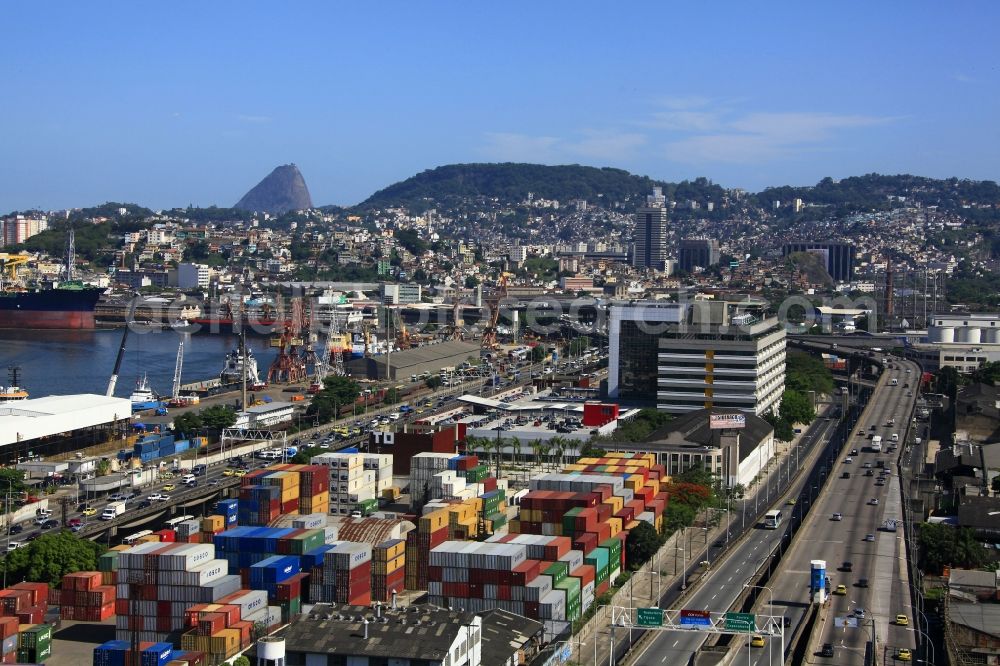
[140,642,173,666]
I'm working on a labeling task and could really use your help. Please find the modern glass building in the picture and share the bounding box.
[632,188,669,271]
[781,241,855,281]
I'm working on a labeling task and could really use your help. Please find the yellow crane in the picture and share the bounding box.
[0,254,30,283]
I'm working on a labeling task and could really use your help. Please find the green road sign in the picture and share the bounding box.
[636,608,663,627]
[725,611,755,633]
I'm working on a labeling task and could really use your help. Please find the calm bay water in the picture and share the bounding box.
[0,328,279,399]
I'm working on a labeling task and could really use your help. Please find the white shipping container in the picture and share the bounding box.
[637,511,656,526]
[223,589,268,619]
[292,513,328,529]
[559,549,584,572]
[538,590,566,620]
[523,575,553,601]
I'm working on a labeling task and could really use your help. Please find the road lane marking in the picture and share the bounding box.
[673,640,679,647]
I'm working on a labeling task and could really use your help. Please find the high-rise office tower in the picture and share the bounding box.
[632,187,668,270]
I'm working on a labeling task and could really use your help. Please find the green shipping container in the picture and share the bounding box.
[555,577,581,603]
[544,561,568,586]
[19,624,52,648]
[562,507,584,534]
[585,546,610,574]
[290,528,326,554]
[98,550,120,572]
[486,512,506,527]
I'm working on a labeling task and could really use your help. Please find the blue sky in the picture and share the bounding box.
[1,2,997,210]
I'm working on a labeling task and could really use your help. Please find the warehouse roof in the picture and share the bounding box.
[948,601,1000,639]
[0,394,133,447]
[375,340,481,371]
[281,603,478,661]
[644,407,774,462]
[333,517,416,544]
[479,609,544,666]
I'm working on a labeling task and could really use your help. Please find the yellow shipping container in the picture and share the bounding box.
[137,535,160,544]
[375,540,406,560]
[211,628,241,657]
[625,475,642,491]
[419,509,449,533]
[607,517,623,537]
[509,519,521,533]
[382,486,401,500]
[101,571,115,586]
[563,464,586,472]
[281,488,300,504]
[645,479,660,495]
[625,520,640,530]
[111,544,132,552]
[605,452,626,459]
[577,457,600,465]
[603,496,623,514]
[656,515,665,533]
[201,515,224,533]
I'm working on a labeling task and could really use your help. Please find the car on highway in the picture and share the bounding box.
[209,479,220,486]
[869,498,880,505]
[6,542,24,552]
[820,643,835,657]
[897,648,912,661]
[135,499,152,509]
[834,584,847,595]
[854,608,867,619]
[851,448,859,455]
[749,635,766,648]
[864,533,875,542]
[857,578,869,588]
[235,469,247,477]
[786,498,796,505]
[895,614,909,626]
[68,518,83,528]
[831,512,843,521]
[163,484,176,492]
[81,506,97,517]
[865,469,875,477]
[147,493,170,502]
[39,519,59,530]
[223,469,236,477]
[876,479,885,486]
[8,524,23,535]
[863,461,872,469]
[844,457,853,464]
[841,561,853,572]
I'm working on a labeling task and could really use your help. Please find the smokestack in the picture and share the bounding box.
[363,618,369,640]
[391,589,398,610]
[376,602,382,619]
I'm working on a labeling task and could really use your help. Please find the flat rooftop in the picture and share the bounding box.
[0,394,132,447]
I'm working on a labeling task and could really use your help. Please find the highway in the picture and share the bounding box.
[625,410,846,666]
[757,357,920,666]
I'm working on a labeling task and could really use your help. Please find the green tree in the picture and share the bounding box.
[663,503,696,534]
[531,345,547,363]
[624,521,664,569]
[233,656,251,666]
[784,351,835,396]
[0,469,27,497]
[567,336,591,356]
[384,387,400,405]
[779,390,815,425]
[464,275,478,289]
[200,405,237,430]
[172,411,203,436]
[425,375,442,390]
[918,523,991,572]
[95,459,112,477]
[763,413,795,442]
[307,376,361,425]
[2,531,106,586]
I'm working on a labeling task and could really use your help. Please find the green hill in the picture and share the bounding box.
[358,162,726,210]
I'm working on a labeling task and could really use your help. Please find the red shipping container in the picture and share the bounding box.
[115,599,130,616]
[596,579,609,597]
[593,485,614,502]
[511,560,541,586]
[3,651,15,664]
[524,601,539,617]
[16,605,44,624]
[572,532,598,555]
[348,591,371,606]
[597,521,612,543]
[0,617,17,640]
[231,620,253,647]
[571,564,596,588]
[9,582,48,607]
[496,584,512,601]
[544,537,572,560]
[154,529,176,543]
[0,590,31,615]
[482,477,498,493]
[615,507,635,524]
[198,612,226,636]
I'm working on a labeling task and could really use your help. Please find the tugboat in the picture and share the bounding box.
[220,343,266,390]
[0,365,29,402]
[130,374,164,411]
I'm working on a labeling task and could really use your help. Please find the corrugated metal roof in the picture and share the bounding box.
[0,394,132,446]
[376,340,481,370]
[334,517,415,544]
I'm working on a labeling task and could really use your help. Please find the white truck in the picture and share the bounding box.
[871,435,883,453]
[101,501,127,521]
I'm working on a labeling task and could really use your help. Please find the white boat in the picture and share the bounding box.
[221,345,264,388]
[130,374,162,410]
[0,385,28,402]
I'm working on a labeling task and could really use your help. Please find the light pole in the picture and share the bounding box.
[744,583,781,666]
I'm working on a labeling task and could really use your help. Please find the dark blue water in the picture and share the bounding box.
[0,328,279,399]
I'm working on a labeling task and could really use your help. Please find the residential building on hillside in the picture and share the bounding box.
[632,187,668,271]
[781,241,855,281]
[679,238,720,272]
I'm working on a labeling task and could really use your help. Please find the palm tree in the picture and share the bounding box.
[550,436,569,471]
[535,440,553,472]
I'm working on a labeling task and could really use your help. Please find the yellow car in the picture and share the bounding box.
[223,469,235,477]
[786,498,796,505]
[234,469,247,477]
[897,648,912,661]
[81,507,97,517]
[750,635,766,648]
[895,614,909,626]
[162,484,175,492]
[834,584,847,595]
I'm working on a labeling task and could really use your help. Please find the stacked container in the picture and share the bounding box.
[17,623,52,663]
[0,617,17,664]
[371,539,405,602]
[408,452,455,507]
[114,542,241,643]
[404,508,450,590]
[310,452,373,516]
[60,571,115,621]
[94,641,186,666]
[237,485,281,526]
[175,519,203,544]
[215,500,239,529]
[363,453,394,496]
[317,542,371,606]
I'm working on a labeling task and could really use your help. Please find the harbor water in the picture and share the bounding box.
[0,328,280,400]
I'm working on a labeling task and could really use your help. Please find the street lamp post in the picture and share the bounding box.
[744,583,781,666]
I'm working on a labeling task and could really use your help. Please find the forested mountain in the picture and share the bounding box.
[359,163,727,210]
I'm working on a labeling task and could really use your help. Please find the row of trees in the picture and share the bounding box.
[172,404,238,438]
[2,531,106,587]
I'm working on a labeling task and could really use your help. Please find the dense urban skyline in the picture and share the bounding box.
[2,2,997,211]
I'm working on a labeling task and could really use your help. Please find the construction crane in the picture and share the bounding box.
[480,272,511,352]
[0,254,30,286]
[171,342,184,400]
[267,297,308,384]
[449,301,465,340]
[391,307,412,350]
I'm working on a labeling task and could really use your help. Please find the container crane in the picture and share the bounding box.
[480,272,511,352]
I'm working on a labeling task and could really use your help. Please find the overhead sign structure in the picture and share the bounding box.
[710,413,746,430]
[637,608,664,627]
[680,609,712,627]
[724,612,756,633]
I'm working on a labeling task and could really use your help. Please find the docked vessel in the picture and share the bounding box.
[130,374,164,411]
[0,385,28,402]
[0,282,103,330]
[220,345,266,389]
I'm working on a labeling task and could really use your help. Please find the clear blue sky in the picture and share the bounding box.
[2,2,997,211]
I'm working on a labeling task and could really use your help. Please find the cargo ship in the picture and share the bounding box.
[0,282,103,329]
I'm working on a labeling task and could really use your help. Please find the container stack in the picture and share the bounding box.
[114,542,241,643]
[175,519,202,544]
[17,623,52,663]
[408,452,455,507]
[237,484,281,526]
[214,500,239,529]
[371,539,405,602]
[311,452,373,517]
[94,641,189,666]
[261,470,301,516]
[426,540,595,634]
[403,508,449,590]
[199,515,227,543]
[98,551,120,585]
[362,453,394,497]
[180,600,258,664]
[60,571,115,621]
[0,617,16,664]
[317,543,371,606]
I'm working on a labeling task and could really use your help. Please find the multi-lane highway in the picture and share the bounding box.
[759,357,920,665]
[626,410,846,666]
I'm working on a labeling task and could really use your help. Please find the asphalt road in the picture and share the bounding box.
[760,358,920,666]
[626,413,844,666]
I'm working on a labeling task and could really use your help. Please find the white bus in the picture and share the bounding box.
[871,435,883,452]
[123,529,154,545]
[763,510,783,529]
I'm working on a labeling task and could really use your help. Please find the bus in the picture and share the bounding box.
[871,435,883,452]
[164,515,194,529]
[763,510,783,529]
[123,529,154,545]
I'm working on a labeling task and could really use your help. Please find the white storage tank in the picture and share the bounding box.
[958,327,982,343]
[985,328,1000,344]
[928,326,955,343]
[257,637,285,666]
